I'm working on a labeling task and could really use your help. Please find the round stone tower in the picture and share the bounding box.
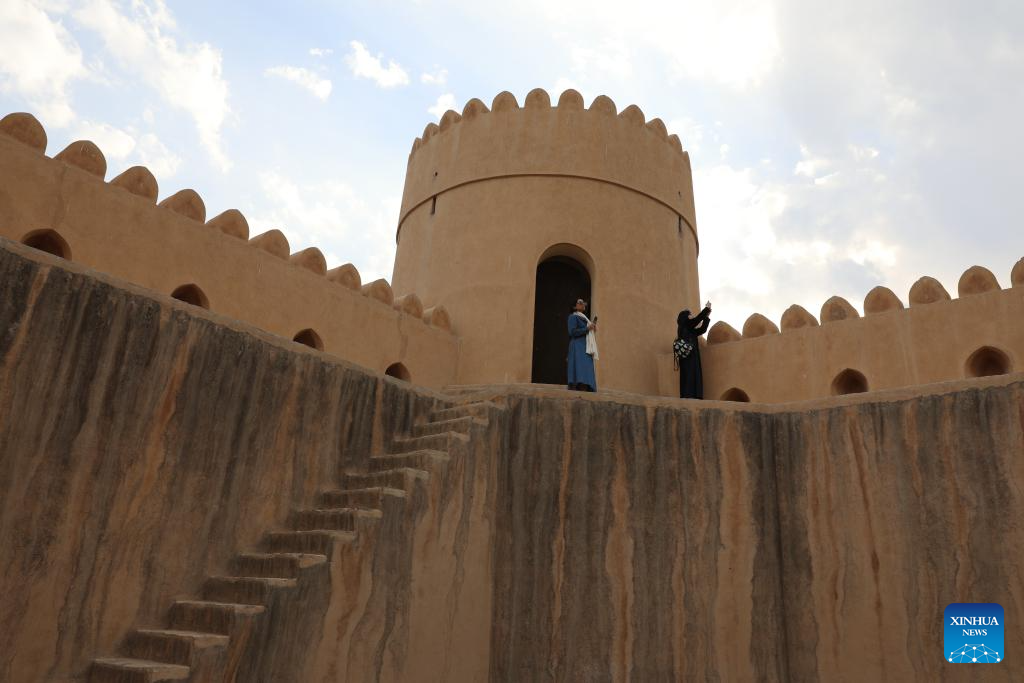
[392,88,700,394]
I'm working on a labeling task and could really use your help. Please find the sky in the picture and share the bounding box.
[1,0,1022,330]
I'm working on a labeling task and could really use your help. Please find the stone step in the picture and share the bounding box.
[412,415,485,437]
[431,401,500,421]
[390,431,468,453]
[290,507,382,532]
[168,600,265,636]
[231,552,327,579]
[262,530,357,555]
[124,628,228,667]
[90,657,190,683]
[369,449,450,472]
[341,467,429,492]
[202,576,296,606]
[318,486,406,509]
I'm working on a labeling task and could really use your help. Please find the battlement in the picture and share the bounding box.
[690,259,1024,402]
[0,112,458,386]
[399,88,697,247]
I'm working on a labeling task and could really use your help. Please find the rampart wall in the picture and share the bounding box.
[0,113,458,388]
[1,241,1022,681]
[657,260,1024,402]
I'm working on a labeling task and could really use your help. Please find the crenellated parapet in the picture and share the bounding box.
[708,261,1022,347]
[393,89,702,393]
[696,260,1024,403]
[0,112,457,386]
[399,87,696,247]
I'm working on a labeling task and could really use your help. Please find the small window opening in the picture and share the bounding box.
[677,215,683,236]
[720,387,750,402]
[385,362,411,382]
[831,368,869,396]
[965,346,1011,378]
[170,284,209,309]
[430,195,437,215]
[22,229,71,259]
[293,328,323,350]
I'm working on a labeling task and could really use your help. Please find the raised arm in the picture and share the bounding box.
[692,307,712,334]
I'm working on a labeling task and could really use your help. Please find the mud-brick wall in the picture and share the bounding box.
[0,241,452,682]
[490,385,1024,682]
[773,387,1024,682]
[490,398,786,681]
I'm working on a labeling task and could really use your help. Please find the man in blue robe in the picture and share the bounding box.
[567,298,597,391]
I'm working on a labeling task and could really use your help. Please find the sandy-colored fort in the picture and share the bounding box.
[0,88,1021,682]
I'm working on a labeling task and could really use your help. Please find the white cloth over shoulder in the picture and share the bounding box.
[573,311,599,360]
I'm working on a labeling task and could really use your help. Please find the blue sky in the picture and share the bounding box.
[2,0,1022,329]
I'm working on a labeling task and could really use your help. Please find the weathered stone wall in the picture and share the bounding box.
[0,240,493,682]
[2,240,1021,681]
[486,384,1023,681]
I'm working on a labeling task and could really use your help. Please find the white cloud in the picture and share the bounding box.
[75,120,135,158]
[265,65,332,101]
[568,40,633,81]
[793,145,832,178]
[666,117,706,154]
[527,0,780,89]
[309,47,333,57]
[427,93,456,119]
[420,67,448,85]
[344,40,409,88]
[0,0,87,127]
[72,119,181,177]
[74,0,232,171]
[849,144,880,161]
[248,171,399,282]
[134,132,181,177]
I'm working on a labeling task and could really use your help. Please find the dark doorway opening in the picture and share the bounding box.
[531,255,591,385]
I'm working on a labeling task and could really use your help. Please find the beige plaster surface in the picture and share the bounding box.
[700,283,1024,402]
[0,128,458,387]
[393,90,700,394]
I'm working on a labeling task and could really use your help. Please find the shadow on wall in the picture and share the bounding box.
[832,368,869,396]
[21,228,70,260]
[385,362,411,382]
[965,346,1012,378]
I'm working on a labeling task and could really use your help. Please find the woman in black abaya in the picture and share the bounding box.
[677,302,712,399]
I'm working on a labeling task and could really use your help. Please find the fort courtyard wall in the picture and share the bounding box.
[682,262,1024,403]
[2,96,1022,404]
[0,114,458,389]
[1,241,1021,681]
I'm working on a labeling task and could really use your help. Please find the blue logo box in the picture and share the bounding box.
[945,603,1004,663]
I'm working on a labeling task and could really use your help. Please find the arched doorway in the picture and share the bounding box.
[531,247,592,385]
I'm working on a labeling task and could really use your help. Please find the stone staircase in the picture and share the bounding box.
[88,400,499,683]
